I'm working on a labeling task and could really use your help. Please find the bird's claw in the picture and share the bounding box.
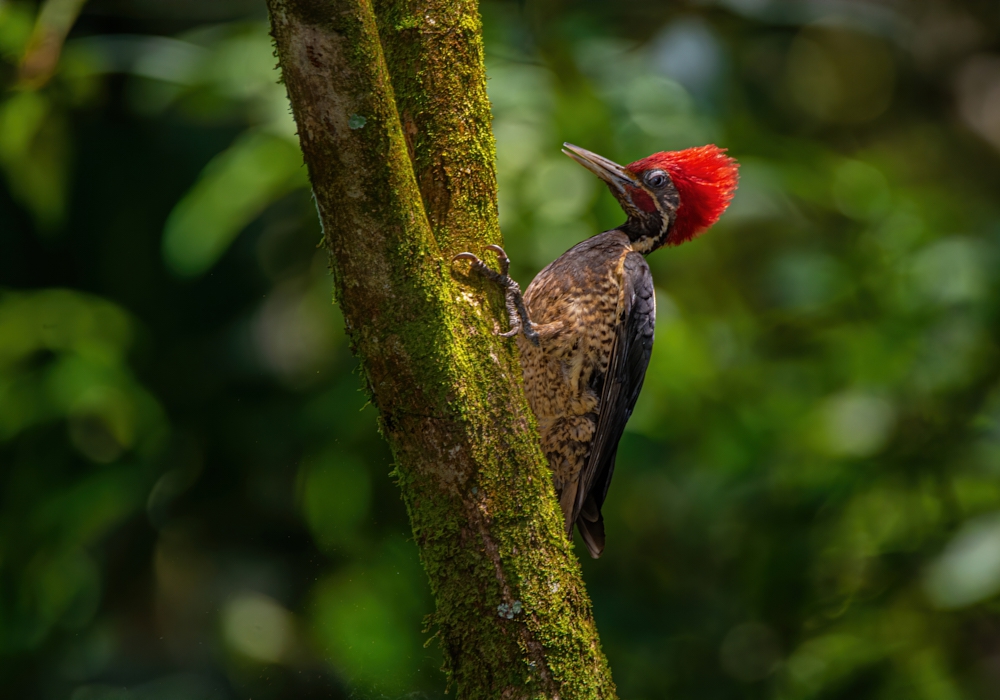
[452,246,511,289]
[452,245,539,346]
[452,246,510,276]
[484,244,510,275]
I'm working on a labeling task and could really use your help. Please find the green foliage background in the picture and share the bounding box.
[3,0,1000,698]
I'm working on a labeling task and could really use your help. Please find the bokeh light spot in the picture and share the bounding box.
[819,391,895,457]
[925,513,1000,609]
[222,592,293,664]
[908,237,988,306]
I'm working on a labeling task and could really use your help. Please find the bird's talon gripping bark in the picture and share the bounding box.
[453,246,537,345]
[484,244,510,275]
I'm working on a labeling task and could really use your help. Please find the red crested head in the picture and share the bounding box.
[562,142,739,252]
[627,145,739,246]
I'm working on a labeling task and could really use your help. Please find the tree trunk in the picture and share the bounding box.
[266,1,616,697]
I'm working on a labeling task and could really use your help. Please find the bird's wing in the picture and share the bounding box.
[574,250,655,557]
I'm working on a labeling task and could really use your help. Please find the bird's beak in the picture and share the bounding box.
[561,143,637,194]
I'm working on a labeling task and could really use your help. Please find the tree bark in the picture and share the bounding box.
[266,1,616,697]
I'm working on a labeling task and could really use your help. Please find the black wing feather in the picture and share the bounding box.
[574,251,655,557]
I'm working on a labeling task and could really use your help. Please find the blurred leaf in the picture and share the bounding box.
[0,290,165,656]
[18,0,88,88]
[0,289,166,452]
[162,130,307,277]
[0,89,69,229]
[0,2,35,59]
[29,466,144,546]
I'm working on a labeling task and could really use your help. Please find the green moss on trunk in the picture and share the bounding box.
[267,0,616,696]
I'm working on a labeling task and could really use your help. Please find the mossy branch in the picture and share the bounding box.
[266,0,616,696]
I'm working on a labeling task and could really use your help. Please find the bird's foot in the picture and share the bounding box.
[453,244,540,346]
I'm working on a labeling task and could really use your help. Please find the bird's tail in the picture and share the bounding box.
[577,497,605,559]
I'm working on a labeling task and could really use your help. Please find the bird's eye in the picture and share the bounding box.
[645,170,668,188]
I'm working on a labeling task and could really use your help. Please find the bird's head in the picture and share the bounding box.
[562,143,739,253]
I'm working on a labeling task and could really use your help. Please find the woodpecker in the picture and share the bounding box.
[455,143,738,558]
